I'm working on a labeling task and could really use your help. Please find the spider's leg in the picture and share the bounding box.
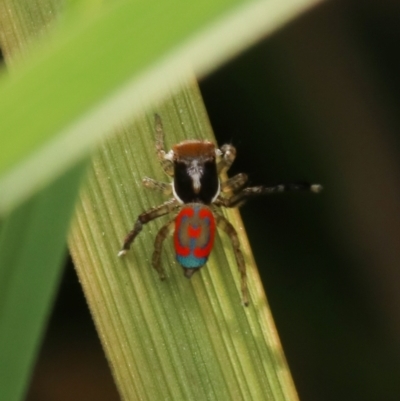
[142,177,172,196]
[216,182,323,208]
[155,114,174,176]
[118,198,178,256]
[217,144,237,174]
[221,173,248,193]
[215,213,248,306]
[152,219,175,279]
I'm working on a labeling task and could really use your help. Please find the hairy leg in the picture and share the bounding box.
[217,144,237,174]
[216,182,323,208]
[152,219,175,279]
[221,173,248,193]
[155,114,174,176]
[215,213,248,306]
[142,177,172,196]
[118,198,178,256]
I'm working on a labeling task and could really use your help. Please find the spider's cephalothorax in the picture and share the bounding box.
[118,114,323,306]
[171,141,220,204]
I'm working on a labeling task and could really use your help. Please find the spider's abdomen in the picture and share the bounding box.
[174,204,216,269]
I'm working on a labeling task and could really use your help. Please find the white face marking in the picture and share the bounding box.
[187,160,203,193]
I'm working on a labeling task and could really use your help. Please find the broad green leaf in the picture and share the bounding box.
[69,80,299,401]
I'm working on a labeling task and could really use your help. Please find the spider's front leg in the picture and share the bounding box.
[118,198,178,256]
[155,114,174,177]
[217,144,237,174]
[215,213,249,306]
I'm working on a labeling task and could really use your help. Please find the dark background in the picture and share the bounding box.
[27,1,400,400]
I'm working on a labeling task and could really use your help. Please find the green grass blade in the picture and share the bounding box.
[0,160,87,401]
[69,80,299,400]
[0,3,87,401]
[0,0,321,215]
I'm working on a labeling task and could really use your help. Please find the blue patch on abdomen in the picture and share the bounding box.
[176,254,207,269]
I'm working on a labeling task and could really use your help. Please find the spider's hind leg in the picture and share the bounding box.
[152,219,175,279]
[215,213,249,306]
